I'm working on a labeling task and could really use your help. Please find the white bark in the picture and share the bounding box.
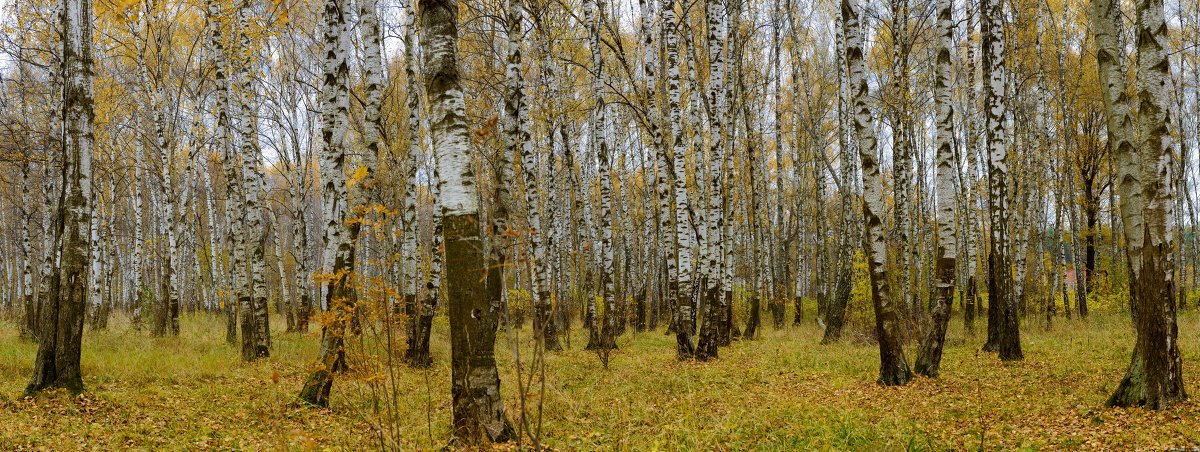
[664,0,696,357]
[401,2,420,310]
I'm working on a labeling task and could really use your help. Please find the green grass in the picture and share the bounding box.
[2,310,1200,450]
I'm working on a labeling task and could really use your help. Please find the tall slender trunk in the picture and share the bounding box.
[234,0,270,359]
[775,0,796,327]
[823,0,855,344]
[696,0,728,361]
[20,161,37,339]
[136,0,179,337]
[844,0,911,386]
[981,0,1021,360]
[915,0,956,377]
[664,0,696,360]
[639,0,674,335]
[299,0,355,407]
[200,150,225,325]
[889,0,914,336]
[204,0,238,344]
[961,0,979,334]
[401,2,433,366]
[38,136,60,331]
[87,176,103,326]
[585,0,618,353]
[412,151,444,365]
[507,0,558,353]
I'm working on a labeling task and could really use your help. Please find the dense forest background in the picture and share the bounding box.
[1,0,1199,448]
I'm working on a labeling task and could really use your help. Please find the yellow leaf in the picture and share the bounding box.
[348,166,369,187]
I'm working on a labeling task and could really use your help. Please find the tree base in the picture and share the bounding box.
[298,369,332,407]
[877,350,913,386]
[1107,348,1187,409]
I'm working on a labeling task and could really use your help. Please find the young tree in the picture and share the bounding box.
[27,0,93,394]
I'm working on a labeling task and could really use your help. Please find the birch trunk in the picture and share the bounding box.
[299,0,355,407]
[20,161,37,339]
[135,1,179,337]
[981,0,1022,360]
[696,0,727,361]
[507,0,559,352]
[584,0,618,353]
[401,1,433,366]
[27,0,93,393]
[1093,0,1187,409]
[640,0,675,334]
[664,0,696,360]
[823,0,855,344]
[235,0,270,360]
[889,0,914,330]
[844,0,911,386]
[88,179,103,326]
[420,0,514,441]
[411,150,444,365]
[961,0,979,332]
[204,0,239,343]
[915,0,956,377]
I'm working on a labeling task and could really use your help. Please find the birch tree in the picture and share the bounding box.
[915,0,956,377]
[234,0,270,360]
[27,0,93,394]
[588,0,618,353]
[401,0,433,367]
[1092,0,1187,409]
[844,0,911,386]
[422,0,515,442]
[506,0,559,353]
[981,0,1022,360]
[664,0,696,360]
[299,0,354,407]
[696,0,728,361]
[823,0,855,344]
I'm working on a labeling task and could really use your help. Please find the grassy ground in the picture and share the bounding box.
[2,311,1200,450]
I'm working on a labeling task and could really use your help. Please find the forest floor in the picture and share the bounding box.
[2,310,1200,450]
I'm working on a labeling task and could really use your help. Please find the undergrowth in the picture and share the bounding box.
[1,310,1199,449]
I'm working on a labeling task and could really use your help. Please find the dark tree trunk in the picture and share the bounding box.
[445,214,515,442]
[770,299,785,329]
[744,292,760,339]
[696,286,721,360]
[793,295,804,325]
[296,289,311,333]
[964,274,976,334]
[1082,190,1096,319]
[722,289,738,344]
[225,301,237,345]
[821,259,851,344]
[916,255,955,377]
[1107,241,1186,408]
